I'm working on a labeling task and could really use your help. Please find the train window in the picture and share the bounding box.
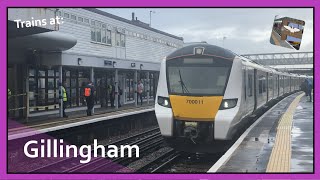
[167,65,230,95]
[243,71,246,100]
[248,74,253,97]
[257,74,267,94]
[263,76,266,93]
[269,74,273,92]
[259,76,263,94]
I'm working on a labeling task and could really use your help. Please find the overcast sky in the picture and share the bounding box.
[100,8,313,54]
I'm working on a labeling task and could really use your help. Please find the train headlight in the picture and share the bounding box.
[157,96,171,108]
[219,99,238,110]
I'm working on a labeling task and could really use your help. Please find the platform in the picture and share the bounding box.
[208,92,313,173]
[8,103,155,141]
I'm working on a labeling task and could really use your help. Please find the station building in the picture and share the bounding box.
[8,8,184,118]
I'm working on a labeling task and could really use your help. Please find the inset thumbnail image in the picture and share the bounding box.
[270,16,305,50]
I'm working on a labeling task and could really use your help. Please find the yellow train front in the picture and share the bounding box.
[155,43,305,153]
[155,43,242,153]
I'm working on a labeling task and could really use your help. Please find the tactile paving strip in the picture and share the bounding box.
[266,93,304,172]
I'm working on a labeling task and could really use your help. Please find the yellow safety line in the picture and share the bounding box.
[266,93,304,172]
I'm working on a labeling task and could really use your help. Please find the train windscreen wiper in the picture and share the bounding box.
[178,69,190,94]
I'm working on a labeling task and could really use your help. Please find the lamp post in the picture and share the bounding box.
[149,10,155,27]
[223,36,227,48]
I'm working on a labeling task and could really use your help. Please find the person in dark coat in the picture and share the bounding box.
[108,84,115,108]
[306,79,312,102]
[118,85,122,108]
[84,80,95,116]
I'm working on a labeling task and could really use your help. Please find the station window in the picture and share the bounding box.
[64,13,70,18]
[91,26,96,41]
[28,67,61,112]
[78,17,83,22]
[84,18,89,24]
[101,29,111,44]
[57,11,62,17]
[116,33,121,46]
[71,15,76,21]
[120,34,125,47]
[91,20,112,45]
[96,28,101,42]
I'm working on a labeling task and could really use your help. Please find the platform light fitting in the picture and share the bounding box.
[140,64,144,70]
[131,63,136,67]
[113,61,117,67]
[194,47,205,55]
[77,58,83,65]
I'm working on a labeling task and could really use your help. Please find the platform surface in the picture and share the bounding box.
[8,103,154,140]
[208,92,313,173]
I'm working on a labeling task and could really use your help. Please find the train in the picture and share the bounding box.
[155,43,309,153]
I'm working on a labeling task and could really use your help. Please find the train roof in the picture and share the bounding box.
[166,43,311,79]
[166,43,236,61]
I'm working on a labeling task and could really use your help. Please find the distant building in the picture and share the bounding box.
[8,8,184,118]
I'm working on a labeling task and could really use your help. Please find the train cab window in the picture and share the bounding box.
[166,58,232,96]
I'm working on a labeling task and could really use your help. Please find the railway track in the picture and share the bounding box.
[136,149,183,173]
[29,127,162,173]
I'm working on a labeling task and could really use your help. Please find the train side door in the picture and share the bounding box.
[266,72,269,102]
[253,69,257,111]
[242,66,247,115]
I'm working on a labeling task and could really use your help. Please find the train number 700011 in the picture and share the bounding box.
[186,99,204,104]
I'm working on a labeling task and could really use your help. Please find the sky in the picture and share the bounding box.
[100,8,313,54]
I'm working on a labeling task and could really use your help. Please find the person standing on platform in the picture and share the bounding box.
[100,80,106,107]
[108,83,115,108]
[84,80,95,116]
[137,80,144,106]
[105,82,110,108]
[60,81,68,118]
[306,78,313,102]
[8,88,11,116]
[118,85,122,108]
